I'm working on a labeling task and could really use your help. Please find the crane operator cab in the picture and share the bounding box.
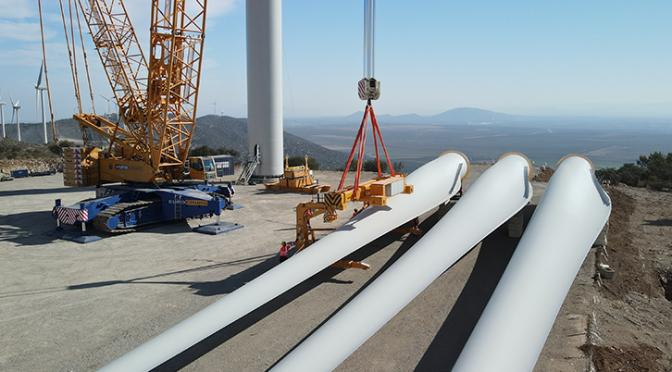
[186,156,217,180]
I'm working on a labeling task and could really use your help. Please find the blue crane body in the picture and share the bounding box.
[52,183,235,233]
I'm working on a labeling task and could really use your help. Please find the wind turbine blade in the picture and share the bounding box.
[37,61,44,87]
[96,152,471,372]
[36,89,39,122]
[9,93,14,106]
[269,154,534,372]
[451,156,611,372]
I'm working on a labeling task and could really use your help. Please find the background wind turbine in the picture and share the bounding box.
[9,93,21,142]
[0,87,6,138]
[34,61,48,143]
[100,94,112,118]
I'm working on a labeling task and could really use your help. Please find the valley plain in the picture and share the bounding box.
[285,119,672,171]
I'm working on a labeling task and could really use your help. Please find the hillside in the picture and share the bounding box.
[7,115,350,170]
[185,115,351,170]
[290,107,672,131]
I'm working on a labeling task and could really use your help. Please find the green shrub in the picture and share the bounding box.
[216,147,239,157]
[48,143,61,155]
[363,159,388,173]
[189,145,239,158]
[595,167,621,184]
[597,152,672,188]
[287,156,319,170]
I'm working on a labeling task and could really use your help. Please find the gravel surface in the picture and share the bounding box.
[5,165,666,372]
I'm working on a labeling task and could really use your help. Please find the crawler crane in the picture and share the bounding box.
[51,0,238,235]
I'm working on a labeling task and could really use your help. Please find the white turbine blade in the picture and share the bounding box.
[9,93,14,106]
[97,152,470,372]
[36,89,39,122]
[451,155,610,372]
[270,154,534,372]
[37,61,44,87]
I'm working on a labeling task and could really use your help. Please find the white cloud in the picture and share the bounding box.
[0,21,56,41]
[0,0,35,19]
[206,0,241,17]
[0,41,67,67]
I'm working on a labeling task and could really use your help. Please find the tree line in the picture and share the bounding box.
[596,152,672,190]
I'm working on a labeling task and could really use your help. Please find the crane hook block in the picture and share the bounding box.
[358,78,380,100]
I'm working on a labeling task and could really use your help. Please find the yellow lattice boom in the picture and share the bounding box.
[74,0,207,184]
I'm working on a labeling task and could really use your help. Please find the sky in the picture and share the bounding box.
[0,0,670,123]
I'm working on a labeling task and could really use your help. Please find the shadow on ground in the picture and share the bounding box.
[151,205,448,372]
[0,210,61,246]
[0,184,95,197]
[644,219,672,227]
[413,204,536,372]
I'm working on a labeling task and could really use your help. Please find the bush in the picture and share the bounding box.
[596,152,672,188]
[618,163,647,186]
[48,143,61,155]
[595,167,621,184]
[348,159,358,172]
[189,145,217,157]
[49,140,77,154]
[637,151,672,182]
[189,145,239,158]
[287,156,319,170]
[342,159,390,173]
[363,159,388,173]
[216,147,239,157]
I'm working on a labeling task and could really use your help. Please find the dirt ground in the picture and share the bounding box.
[584,186,672,372]
[2,163,671,372]
[533,166,555,182]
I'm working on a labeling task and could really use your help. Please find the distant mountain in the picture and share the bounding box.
[319,107,530,126]
[429,107,526,124]
[291,107,671,130]
[7,114,350,170]
[192,115,349,170]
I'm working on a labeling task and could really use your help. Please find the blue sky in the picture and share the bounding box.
[0,0,670,122]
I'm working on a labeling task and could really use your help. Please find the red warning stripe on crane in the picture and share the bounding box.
[53,207,89,225]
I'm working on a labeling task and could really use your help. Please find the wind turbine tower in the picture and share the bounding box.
[246,0,284,180]
[9,94,21,142]
[0,88,6,138]
[34,61,48,143]
[100,95,113,118]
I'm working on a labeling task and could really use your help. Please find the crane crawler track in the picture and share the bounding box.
[92,200,160,233]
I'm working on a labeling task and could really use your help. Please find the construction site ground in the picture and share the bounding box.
[1,164,670,372]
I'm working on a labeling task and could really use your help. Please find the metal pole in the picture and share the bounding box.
[55,199,62,230]
[41,89,47,143]
[16,108,20,142]
[0,104,5,137]
[80,203,87,235]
